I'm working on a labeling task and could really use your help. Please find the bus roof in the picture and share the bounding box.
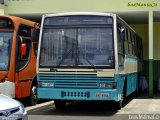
[0,15,38,28]
[43,12,116,18]
[116,15,136,33]
[42,12,135,30]
[42,12,140,38]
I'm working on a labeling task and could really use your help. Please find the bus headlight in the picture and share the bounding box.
[99,82,117,89]
[38,82,54,87]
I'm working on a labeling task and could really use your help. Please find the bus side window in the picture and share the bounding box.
[125,28,129,55]
[117,23,125,67]
[128,31,132,55]
[16,25,32,71]
[133,34,137,57]
[140,39,143,58]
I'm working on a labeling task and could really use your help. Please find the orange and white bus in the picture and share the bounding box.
[0,16,39,105]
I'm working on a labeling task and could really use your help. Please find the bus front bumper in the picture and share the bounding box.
[38,88,121,101]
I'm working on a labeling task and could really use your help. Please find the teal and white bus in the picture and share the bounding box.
[37,12,143,109]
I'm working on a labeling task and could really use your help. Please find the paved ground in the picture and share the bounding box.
[26,94,160,120]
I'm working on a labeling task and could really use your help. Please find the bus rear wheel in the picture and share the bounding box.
[54,100,66,109]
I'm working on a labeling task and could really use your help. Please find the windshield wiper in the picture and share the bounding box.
[55,48,96,70]
[79,51,96,69]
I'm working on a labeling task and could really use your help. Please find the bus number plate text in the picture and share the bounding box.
[96,93,109,98]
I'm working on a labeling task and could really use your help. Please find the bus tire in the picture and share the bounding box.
[115,100,122,110]
[54,100,66,109]
[28,86,38,106]
[115,87,125,110]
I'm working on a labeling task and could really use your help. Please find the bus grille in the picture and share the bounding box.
[62,91,89,98]
[39,73,114,89]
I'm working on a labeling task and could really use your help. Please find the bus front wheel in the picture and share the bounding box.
[115,90,124,110]
[115,100,122,110]
[29,86,38,106]
[54,100,66,109]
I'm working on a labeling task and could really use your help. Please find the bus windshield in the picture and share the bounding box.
[40,16,114,68]
[0,32,13,70]
[40,27,114,68]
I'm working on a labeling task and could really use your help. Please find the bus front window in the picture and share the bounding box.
[40,28,114,68]
[0,32,12,70]
[78,28,113,67]
[40,16,114,68]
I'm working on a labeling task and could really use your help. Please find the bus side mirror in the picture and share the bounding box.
[34,29,40,42]
[20,43,27,59]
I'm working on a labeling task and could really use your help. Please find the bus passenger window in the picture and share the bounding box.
[126,28,129,41]
[124,41,129,54]
[117,24,125,67]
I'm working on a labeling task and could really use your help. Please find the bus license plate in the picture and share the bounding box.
[96,93,109,98]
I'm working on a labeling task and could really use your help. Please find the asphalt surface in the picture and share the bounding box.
[27,102,124,120]
[26,94,160,120]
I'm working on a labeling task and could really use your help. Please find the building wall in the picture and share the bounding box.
[0,4,8,15]
[130,23,160,59]
[131,22,160,90]
[6,0,160,14]
[153,22,160,60]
